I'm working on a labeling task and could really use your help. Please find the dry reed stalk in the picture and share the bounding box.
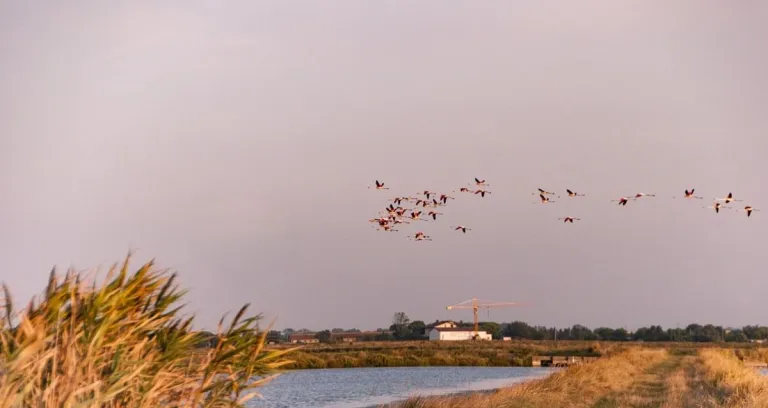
[0,253,297,408]
[698,348,768,407]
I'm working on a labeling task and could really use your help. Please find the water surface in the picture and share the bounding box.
[248,366,557,408]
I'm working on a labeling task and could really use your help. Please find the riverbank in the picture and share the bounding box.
[270,340,768,370]
[276,340,604,369]
[389,347,768,407]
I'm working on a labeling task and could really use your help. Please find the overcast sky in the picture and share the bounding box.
[1,1,767,332]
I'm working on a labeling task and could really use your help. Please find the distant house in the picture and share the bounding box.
[330,331,390,343]
[266,331,283,344]
[428,327,492,341]
[288,333,320,344]
[425,320,458,331]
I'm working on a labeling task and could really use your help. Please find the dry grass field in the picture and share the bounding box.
[390,347,768,408]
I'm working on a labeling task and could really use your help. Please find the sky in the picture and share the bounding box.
[1,1,767,332]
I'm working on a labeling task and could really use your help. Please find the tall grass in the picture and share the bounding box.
[0,254,296,407]
[698,348,768,407]
[392,347,667,408]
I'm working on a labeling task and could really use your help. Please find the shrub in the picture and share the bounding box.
[0,254,296,407]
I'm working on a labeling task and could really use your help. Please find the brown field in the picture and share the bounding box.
[388,346,768,408]
[266,340,768,370]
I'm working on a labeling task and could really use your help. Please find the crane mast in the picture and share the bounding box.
[445,297,522,334]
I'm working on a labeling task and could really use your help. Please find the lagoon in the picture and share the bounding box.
[249,366,558,408]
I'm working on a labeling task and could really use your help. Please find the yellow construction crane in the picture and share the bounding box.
[446,298,522,334]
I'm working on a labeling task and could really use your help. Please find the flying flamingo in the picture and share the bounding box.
[367,180,389,190]
[633,192,656,199]
[566,189,585,197]
[369,217,389,224]
[439,194,454,204]
[408,232,432,241]
[409,211,428,221]
[428,211,443,220]
[534,188,558,197]
[454,187,474,193]
[558,217,581,223]
[611,197,632,206]
[534,194,555,204]
[738,206,760,217]
[415,199,431,208]
[470,178,490,187]
[474,189,491,198]
[714,192,742,204]
[393,197,412,206]
[703,202,730,213]
[673,189,703,199]
[451,225,472,233]
[419,190,437,200]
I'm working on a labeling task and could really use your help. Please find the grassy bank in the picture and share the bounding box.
[0,255,295,407]
[391,346,768,407]
[695,348,768,407]
[277,340,606,369]
[272,340,768,370]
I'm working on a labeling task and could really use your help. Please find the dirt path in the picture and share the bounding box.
[590,354,699,408]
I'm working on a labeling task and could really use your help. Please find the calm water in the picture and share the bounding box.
[247,366,558,408]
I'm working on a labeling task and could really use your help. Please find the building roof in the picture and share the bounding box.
[426,320,457,328]
[330,331,390,338]
[288,333,318,340]
[431,327,487,333]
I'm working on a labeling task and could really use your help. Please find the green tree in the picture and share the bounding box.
[505,321,534,339]
[315,330,332,343]
[479,322,502,339]
[725,329,749,343]
[390,312,411,339]
[407,320,427,338]
[569,324,597,340]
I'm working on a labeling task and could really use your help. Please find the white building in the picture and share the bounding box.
[428,327,492,341]
[425,320,458,331]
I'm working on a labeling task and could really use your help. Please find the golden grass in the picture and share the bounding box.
[697,348,768,407]
[0,254,297,408]
[659,363,689,408]
[392,347,668,408]
[279,340,607,369]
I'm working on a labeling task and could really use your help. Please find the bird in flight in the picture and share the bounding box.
[714,192,742,204]
[419,190,437,200]
[470,178,490,187]
[633,192,656,199]
[408,211,428,221]
[451,225,472,233]
[611,197,632,206]
[439,194,454,204]
[474,189,491,198]
[408,232,432,241]
[738,206,759,217]
[428,211,443,220]
[558,217,581,223]
[566,189,586,197]
[368,180,389,190]
[454,187,474,193]
[535,188,557,197]
[534,194,555,204]
[703,202,730,213]
[673,189,703,200]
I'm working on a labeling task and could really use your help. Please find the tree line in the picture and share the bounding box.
[239,312,768,344]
